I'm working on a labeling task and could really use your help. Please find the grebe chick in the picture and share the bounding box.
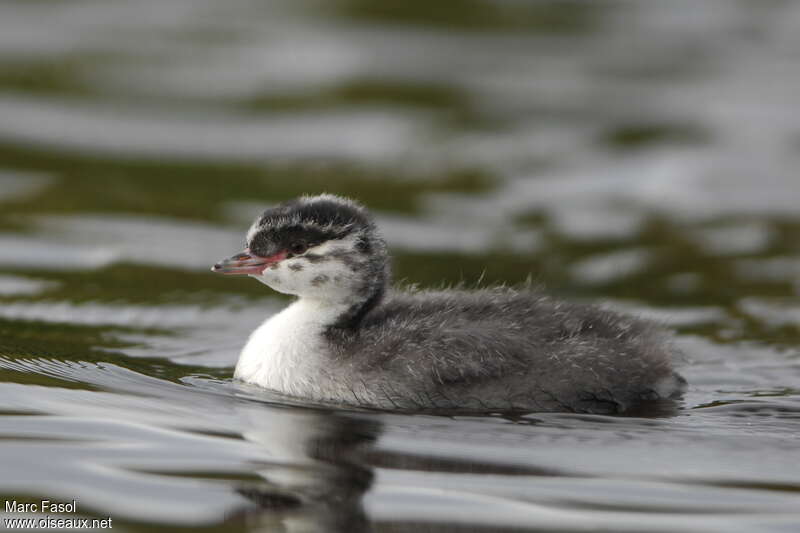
[213,194,685,414]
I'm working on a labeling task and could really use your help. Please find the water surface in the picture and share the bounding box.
[1,1,799,531]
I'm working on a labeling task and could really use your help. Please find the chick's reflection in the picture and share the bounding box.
[232,406,380,533]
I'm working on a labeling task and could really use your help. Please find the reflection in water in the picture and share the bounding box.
[224,396,685,533]
[232,407,378,533]
[0,356,799,532]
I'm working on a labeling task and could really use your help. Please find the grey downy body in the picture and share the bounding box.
[213,194,685,414]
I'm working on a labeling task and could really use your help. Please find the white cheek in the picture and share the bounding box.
[250,265,293,294]
[253,262,322,294]
[303,261,358,296]
[281,261,359,296]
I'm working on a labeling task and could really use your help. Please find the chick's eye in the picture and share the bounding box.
[289,242,307,255]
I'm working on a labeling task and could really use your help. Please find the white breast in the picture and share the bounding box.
[234,298,344,396]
